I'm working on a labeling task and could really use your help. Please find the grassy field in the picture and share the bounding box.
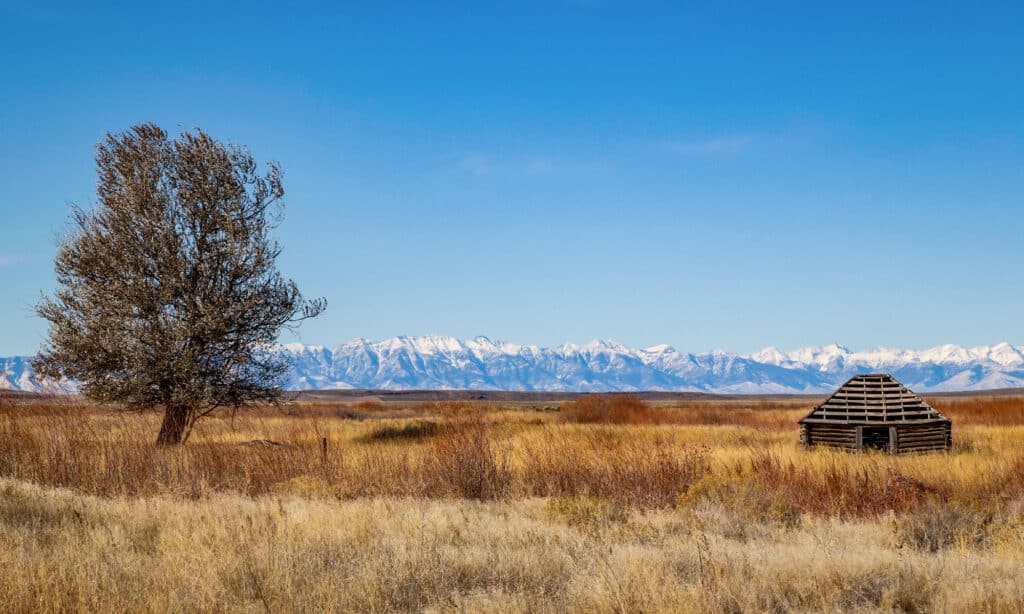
[1,393,1023,612]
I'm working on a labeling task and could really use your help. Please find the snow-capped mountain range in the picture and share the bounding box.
[3,336,1024,394]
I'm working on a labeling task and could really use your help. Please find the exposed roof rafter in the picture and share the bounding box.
[799,373,950,426]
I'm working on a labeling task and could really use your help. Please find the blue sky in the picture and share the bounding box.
[1,2,1022,355]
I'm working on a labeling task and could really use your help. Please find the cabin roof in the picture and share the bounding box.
[799,373,950,426]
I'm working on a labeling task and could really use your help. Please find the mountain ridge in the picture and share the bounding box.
[3,335,1023,394]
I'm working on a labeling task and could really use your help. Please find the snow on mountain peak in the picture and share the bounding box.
[279,342,324,353]
[747,346,786,364]
[2,339,1022,394]
[981,342,1024,366]
[581,339,631,353]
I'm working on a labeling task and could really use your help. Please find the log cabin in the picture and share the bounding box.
[799,373,951,453]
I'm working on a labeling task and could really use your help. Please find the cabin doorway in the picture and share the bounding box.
[860,426,891,451]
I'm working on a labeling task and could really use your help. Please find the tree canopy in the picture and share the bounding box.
[36,124,325,444]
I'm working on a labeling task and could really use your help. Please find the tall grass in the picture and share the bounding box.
[2,395,1023,514]
[929,395,1024,425]
[561,394,676,424]
[429,408,512,500]
[3,394,1024,611]
[562,394,808,429]
[1,478,1023,612]
[745,451,942,517]
[0,400,705,506]
[522,428,709,508]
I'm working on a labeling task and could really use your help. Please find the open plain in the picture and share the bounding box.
[1,392,1023,612]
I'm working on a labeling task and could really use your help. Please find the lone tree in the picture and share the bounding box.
[35,124,325,445]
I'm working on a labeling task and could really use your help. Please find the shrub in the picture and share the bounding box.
[522,430,710,508]
[352,400,386,411]
[428,411,511,501]
[744,451,944,518]
[928,396,1024,426]
[896,498,993,552]
[561,395,674,424]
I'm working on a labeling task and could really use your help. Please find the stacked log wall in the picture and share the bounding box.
[805,425,858,450]
[803,422,951,454]
[895,423,952,454]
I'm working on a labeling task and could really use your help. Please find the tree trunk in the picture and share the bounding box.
[156,405,189,445]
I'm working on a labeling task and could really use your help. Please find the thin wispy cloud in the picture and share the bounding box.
[0,255,22,269]
[456,154,495,176]
[662,135,753,156]
[454,154,559,177]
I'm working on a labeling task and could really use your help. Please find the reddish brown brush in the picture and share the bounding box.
[1005,457,1024,497]
[523,429,710,508]
[428,409,511,500]
[0,401,512,500]
[561,395,806,430]
[3,395,1022,518]
[669,400,806,429]
[928,396,1024,426]
[561,395,677,424]
[742,451,944,518]
[0,410,318,497]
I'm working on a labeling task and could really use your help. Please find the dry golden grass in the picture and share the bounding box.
[1,392,1024,611]
[2,479,1023,612]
